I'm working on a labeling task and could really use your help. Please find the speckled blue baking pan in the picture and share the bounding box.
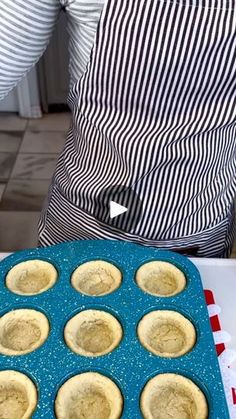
[0,239,229,418]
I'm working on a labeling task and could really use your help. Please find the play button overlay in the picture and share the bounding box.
[109,201,128,219]
[94,184,143,233]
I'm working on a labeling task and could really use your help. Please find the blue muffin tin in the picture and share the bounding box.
[0,239,229,418]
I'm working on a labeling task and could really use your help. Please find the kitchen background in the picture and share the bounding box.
[0,13,70,251]
[0,14,235,256]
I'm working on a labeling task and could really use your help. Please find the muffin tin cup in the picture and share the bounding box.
[0,239,229,418]
[1,367,40,418]
[63,307,124,357]
[0,307,50,357]
[139,368,212,418]
[53,368,124,419]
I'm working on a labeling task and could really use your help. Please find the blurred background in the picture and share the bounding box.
[0,14,235,255]
[0,14,70,251]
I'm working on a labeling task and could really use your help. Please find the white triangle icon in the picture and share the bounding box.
[109,201,128,219]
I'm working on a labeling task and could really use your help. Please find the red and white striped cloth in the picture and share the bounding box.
[205,290,236,418]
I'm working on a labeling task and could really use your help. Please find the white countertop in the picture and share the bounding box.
[192,258,236,366]
[0,253,235,362]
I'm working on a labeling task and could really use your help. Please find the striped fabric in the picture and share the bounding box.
[39,184,235,257]
[0,0,235,257]
[0,0,103,99]
[65,0,104,88]
[39,0,236,257]
[0,1,59,100]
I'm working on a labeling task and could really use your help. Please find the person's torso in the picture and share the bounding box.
[57,0,236,242]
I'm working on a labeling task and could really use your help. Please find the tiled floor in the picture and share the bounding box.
[0,112,235,256]
[0,112,70,251]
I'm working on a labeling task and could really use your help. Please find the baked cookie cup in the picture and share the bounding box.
[140,373,208,419]
[64,309,123,357]
[137,310,196,357]
[55,372,123,419]
[6,259,58,296]
[0,370,37,419]
[71,260,122,296]
[136,261,186,297]
[0,309,50,355]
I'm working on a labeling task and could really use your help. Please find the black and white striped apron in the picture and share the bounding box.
[38,0,236,257]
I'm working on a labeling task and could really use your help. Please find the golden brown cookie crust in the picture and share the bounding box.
[0,309,50,355]
[6,260,57,296]
[141,373,208,419]
[64,309,123,357]
[137,310,196,357]
[0,370,37,419]
[136,261,186,297]
[71,260,122,296]
[55,372,123,419]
